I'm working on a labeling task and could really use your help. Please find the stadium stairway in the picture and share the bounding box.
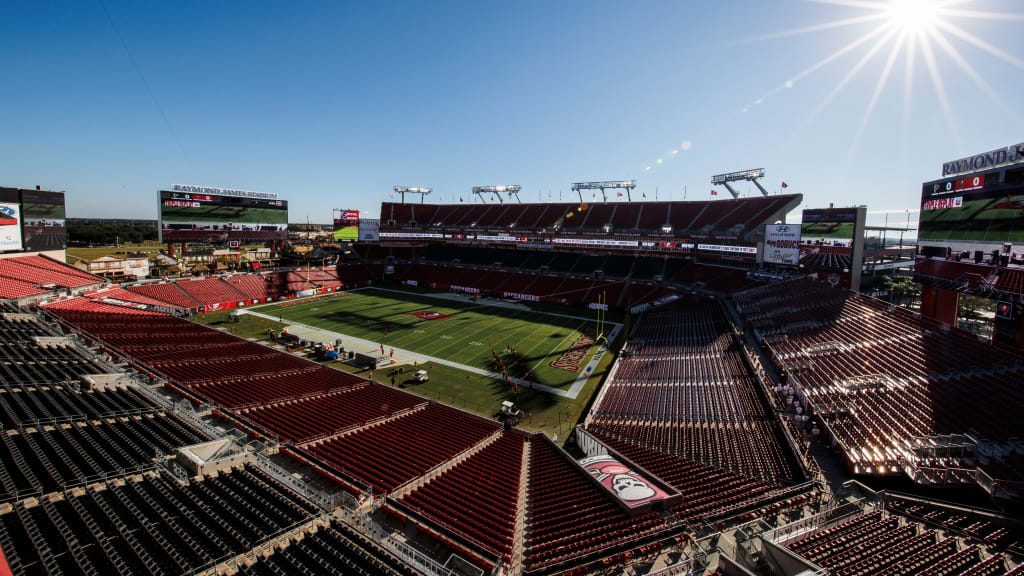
[213,509,332,575]
[388,426,504,499]
[295,401,430,449]
[510,438,533,576]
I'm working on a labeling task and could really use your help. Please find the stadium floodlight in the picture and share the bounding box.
[472,185,522,204]
[710,169,768,198]
[393,186,432,204]
[571,180,637,202]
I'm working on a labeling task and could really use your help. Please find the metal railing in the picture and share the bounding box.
[762,499,868,546]
[251,452,355,510]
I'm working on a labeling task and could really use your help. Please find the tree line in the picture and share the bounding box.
[66,219,158,246]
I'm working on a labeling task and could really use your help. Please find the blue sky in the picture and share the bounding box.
[1,0,1021,228]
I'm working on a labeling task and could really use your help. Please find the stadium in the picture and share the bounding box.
[0,155,1020,576]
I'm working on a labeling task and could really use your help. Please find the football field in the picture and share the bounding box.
[248,287,618,392]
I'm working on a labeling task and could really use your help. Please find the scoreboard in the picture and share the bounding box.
[918,164,1024,245]
[334,210,360,241]
[158,188,288,242]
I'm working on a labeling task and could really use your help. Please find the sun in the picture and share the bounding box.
[887,0,940,34]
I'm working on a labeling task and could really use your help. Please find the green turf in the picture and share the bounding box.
[249,287,610,390]
[194,310,287,340]
[196,302,614,439]
[800,222,856,239]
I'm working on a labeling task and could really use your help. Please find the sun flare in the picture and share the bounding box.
[887,0,940,34]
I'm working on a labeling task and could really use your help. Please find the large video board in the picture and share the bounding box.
[333,210,360,241]
[800,208,859,240]
[918,166,1024,244]
[159,189,288,242]
[21,190,66,251]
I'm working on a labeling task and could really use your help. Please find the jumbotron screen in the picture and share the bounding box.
[800,208,858,240]
[159,190,288,242]
[918,166,1024,244]
[21,190,67,252]
[334,210,359,240]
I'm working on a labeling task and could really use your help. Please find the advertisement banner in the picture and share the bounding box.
[0,203,23,251]
[764,224,801,266]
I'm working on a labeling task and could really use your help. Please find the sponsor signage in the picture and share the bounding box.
[697,243,758,254]
[942,143,1024,177]
[923,197,963,211]
[0,203,23,251]
[551,238,640,247]
[764,224,801,266]
[379,231,444,239]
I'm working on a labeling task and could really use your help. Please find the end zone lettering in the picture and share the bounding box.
[551,334,595,372]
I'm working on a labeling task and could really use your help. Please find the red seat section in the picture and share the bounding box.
[174,277,248,306]
[524,437,671,572]
[304,403,500,495]
[241,384,426,443]
[587,303,798,483]
[735,277,1024,476]
[400,430,526,561]
[0,277,47,299]
[223,272,291,300]
[0,256,101,289]
[591,431,810,524]
[127,282,199,308]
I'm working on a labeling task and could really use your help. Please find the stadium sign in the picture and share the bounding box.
[379,231,444,239]
[698,243,758,254]
[550,238,639,247]
[764,224,800,266]
[172,184,278,200]
[942,143,1024,177]
[0,203,23,251]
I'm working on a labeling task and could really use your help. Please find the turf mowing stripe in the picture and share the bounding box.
[424,306,534,360]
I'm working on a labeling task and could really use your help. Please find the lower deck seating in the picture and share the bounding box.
[783,508,1016,576]
[591,431,808,524]
[0,465,317,576]
[400,430,526,562]
[306,403,500,494]
[0,413,207,498]
[0,384,154,429]
[525,437,672,572]
[241,383,426,443]
[238,519,418,576]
